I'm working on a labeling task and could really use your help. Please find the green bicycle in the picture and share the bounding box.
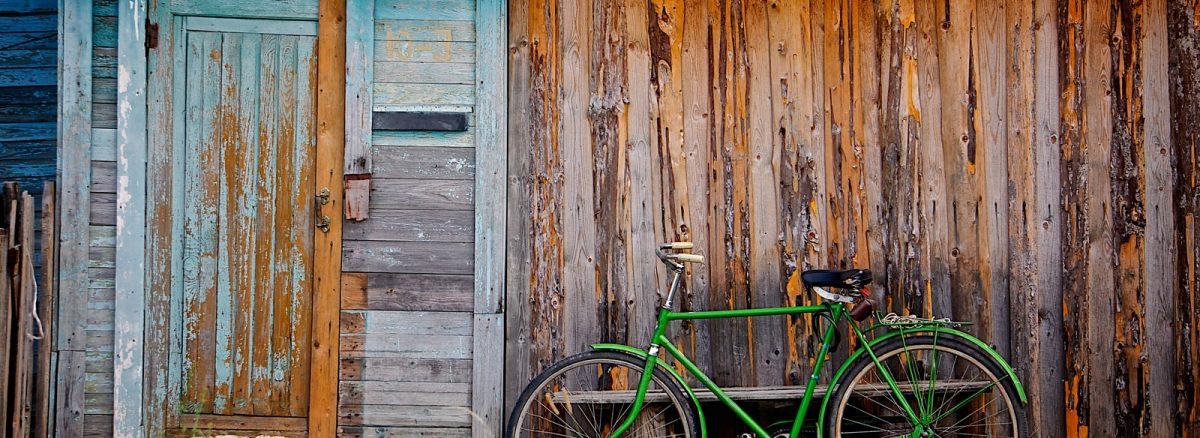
[506,242,1028,437]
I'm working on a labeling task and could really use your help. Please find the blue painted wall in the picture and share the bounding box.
[0,0,56,257]
[0,0,56,198]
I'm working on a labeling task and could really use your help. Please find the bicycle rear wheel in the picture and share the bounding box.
[506,350,699,438]
[826,334,1027,437]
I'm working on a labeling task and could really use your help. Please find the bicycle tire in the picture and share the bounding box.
[506,350,700,438]
[825,334,1028,437]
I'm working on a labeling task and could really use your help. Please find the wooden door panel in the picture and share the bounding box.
[178,21,317,419]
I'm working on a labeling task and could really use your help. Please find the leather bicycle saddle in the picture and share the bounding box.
[801,269,873,289]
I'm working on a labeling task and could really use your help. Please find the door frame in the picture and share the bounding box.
[117,0,343,436]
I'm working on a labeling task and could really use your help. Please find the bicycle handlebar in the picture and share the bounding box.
[656,242,705,267]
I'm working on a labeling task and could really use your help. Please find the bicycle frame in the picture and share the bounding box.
[606,266,921,438]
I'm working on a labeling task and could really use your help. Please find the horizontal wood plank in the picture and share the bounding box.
[0,140,55,161]
[0,85,54,105]
[342,209,473,242]
[339,358,471,383]
[0,14,56,32]
[338,426,470,437]
[373,40,474,63]
[374,0,474,21]
[90,193,116,225]
[340,272,473,311]
[0,32,57,50]
[373,61,474,85]
[0,48,57,68]
[372,146,475,179]
[374,83,474,106]
[84,392,113,414]
[0,121,55,141]
[338,381,470,406]
[0,67,56,87]
[85,372,114,394]
[369,179,473,210]
[340,311,472,335]
[340,334,472,359]
[88,246,114,268]
[338,405,471,428]
[90,225,115,247]
[83,415,113,438]
[342,240,474,274]
[86,352,114,373]
[177,414,307,431]
[375,19,475,42]
[168,0,318,19]
[92,127,116,160]
[90,161,116,193]
[372,130,474,147]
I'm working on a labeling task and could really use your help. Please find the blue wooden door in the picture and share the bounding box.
[176,16,318,421]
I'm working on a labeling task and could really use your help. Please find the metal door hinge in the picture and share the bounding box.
[145,20,159,50]
[316,215,331,233]
[316,187,330,205]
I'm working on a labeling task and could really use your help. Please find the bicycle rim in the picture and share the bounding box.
[509,352,696,438]
[830,337,1021,437]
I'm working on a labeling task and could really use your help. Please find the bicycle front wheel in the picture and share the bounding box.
[826,334,1027,437]
[506,350,699,438]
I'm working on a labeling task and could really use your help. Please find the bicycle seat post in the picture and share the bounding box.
[662,266,683,310]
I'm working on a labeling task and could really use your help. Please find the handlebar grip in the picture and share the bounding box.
[663,242,694,250]
[674,253,705,264]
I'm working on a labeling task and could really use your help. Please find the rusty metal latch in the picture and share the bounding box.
[316,187,330,206]
[316,215,331,233]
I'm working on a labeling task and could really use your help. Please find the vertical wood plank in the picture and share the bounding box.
[589,0,630,361]
[560,0,599,357]
[1060,1,1090,433]
[1033,0,1065,433]
[624,0,660,349]
[311,0,346,435]
[1081,1,1117,435]
[471,314,503,437]
[14,194,38,437]
[1005,1,1050,433]
[250,33,279,416]
[287,34,318,416]
[768,0,824,385]
[1111,1,1149,434]
[937,0,980,330]
[112,0,148,434]
[474,0,507,314]
[1141,0,1177,434]
[744,0,783,386]
[473,1,507,436]
[680,0,713,379]
[35,181,57,438]
[913,0,951,319]
[853,0,884,326]
[502,0,533,416]
[975,0,1011,361]
[55,0,93,435]
[144,3,181,435]
[0,229,10,435]
[343,0,373,220]
[1167,1,1200,435]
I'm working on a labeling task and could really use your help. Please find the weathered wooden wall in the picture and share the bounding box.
[504,0,1200,436]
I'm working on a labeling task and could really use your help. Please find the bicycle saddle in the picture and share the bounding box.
[801,269,873,289]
